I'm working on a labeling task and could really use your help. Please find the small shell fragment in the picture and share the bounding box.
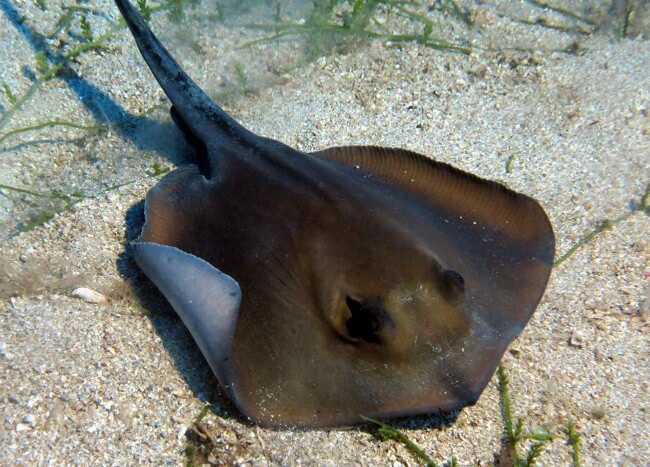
[569,330,586,348]
[72,287,108,303]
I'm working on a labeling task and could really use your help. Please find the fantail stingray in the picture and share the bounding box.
[115,0,554,428]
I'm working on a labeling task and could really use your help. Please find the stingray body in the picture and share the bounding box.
[115,0,555,428]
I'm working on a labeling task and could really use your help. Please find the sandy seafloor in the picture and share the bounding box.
[0,0,648,464]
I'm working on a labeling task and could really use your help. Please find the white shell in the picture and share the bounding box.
[71,287,108,303]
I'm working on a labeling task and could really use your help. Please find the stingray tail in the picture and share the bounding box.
[114,0,259,158]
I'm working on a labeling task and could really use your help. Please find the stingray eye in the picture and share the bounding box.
[345,296,393,344]
[437,269,465,301]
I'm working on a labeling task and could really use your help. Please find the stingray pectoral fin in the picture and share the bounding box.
[312,145,554,256]
[131,241,242,399]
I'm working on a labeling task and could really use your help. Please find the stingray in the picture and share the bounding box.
[115,0,554,428]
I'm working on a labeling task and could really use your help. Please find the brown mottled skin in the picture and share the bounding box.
[115,0,554,427]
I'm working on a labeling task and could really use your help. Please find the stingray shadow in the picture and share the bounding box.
[359,412,461,458]
[0,0,184,162]
[380,410,459,431]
